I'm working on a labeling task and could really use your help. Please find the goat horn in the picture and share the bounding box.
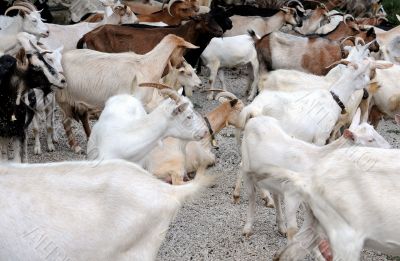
[215,91,238,101]
[286,0,304,10]
[13,0,37,11]
[326,59,351,69]
[168,0,183,16]
[340,36,356,45]
[377,16,388,22]
[139,82,173,89]
[355,37,365,46]
[5,6,32,15]
[343,14,355,24]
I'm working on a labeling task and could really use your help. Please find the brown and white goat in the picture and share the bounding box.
[143,91,244,184]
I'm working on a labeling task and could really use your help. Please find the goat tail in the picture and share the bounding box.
[260,165,306,197]
[76,37,85,49]
[172,166,217,204]
[248,30,260,42]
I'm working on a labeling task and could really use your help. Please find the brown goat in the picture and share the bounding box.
[124,1,163,15]
[137,0,200,25]
[77,7,233,67]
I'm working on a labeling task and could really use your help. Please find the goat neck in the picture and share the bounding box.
[328,67,365,110]
[0,16,22,35]
[138,36,182,82]
[204,101,232,135]
[265,11,288,33]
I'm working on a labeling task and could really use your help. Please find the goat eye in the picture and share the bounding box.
[32,19,37,23]
[187,115,193,120]
[368,139,374,142]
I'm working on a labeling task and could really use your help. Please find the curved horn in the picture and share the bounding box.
[340,36,356,45]
[326,59,352,69]
[355,36,365,46]
[5,6,32,15]
[286,0,305,12]
[168,0,183,16]
[215,91,238,101]
[13,0,38,11]
[139,82,173,89]
[343,14,355,24]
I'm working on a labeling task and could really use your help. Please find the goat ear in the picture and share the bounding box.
[15,48,28,68]
[349,108,361,129]
[19,10,26,18]
[343,129,355,141]
[395,114,400,126]
[230,99,238,107]
[180,41,199,50]
[172,102,189,115]
[367,27,375,37]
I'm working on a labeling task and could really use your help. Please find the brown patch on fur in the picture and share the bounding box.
[389,95,400,112]
[83,13,104,23]
[301,39,342,75]
[368,105,385,128]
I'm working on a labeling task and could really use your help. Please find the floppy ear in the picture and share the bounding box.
[15,48,28,69]
[172,103,189,115]
[230,99,239,107]
[343,129,355,141]
[367,27,375,37]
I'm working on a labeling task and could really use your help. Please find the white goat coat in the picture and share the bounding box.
[278,148,400,259]
[0,159,209,261]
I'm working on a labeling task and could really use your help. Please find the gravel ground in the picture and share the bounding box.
[26,66,399,260]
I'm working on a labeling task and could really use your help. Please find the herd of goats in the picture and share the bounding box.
[0,0,400,260]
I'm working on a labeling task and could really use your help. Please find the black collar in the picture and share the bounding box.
[204,116,217,148]
[330,91,347,114]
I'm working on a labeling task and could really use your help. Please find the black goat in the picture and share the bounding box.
[0,48,54,162]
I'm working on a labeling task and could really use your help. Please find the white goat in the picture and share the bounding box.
[0,159,213,261]
[238,58,385,146]
[57,34,197,152]
[87,88,208,162]
[0,7,49,54]
[201,34,259,101]
[268,148,400,261]
[224,7,302,37]
[239,111,391,239]
[41,3,138,52]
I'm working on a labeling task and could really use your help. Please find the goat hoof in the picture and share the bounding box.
[73,146,82,154]
[48,144,55,152]
[264,199,275,208]
[286,228,298,240]
[232,195,240,204]
[242,228,253,238]
[34,147,42,155]
[278,228,287,238]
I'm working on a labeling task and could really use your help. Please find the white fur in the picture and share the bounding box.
[0,159,211,260]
